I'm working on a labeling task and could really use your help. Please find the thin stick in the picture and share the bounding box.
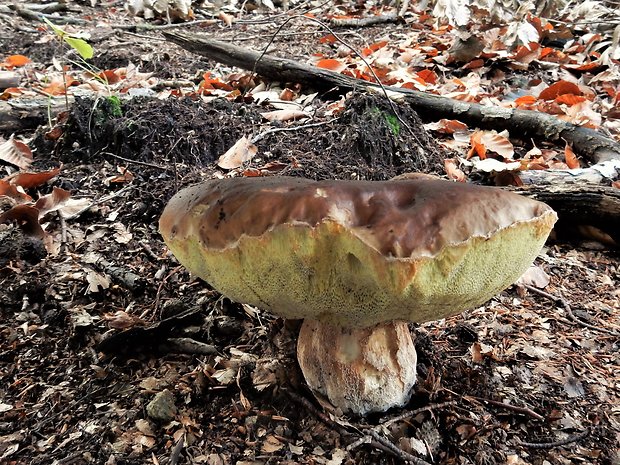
[366,430,433,465]
[102,151,171,171]
[518,427,591,449]
[379,401,457,428]
[283,389,352,437]
[467,396,545,421]
[251,119,335,144]
[523,284,620,336]
[329,14,399,28]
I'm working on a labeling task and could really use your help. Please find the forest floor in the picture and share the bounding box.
[0,1,619,465]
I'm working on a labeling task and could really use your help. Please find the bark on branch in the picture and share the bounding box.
[513,184,620,244]
[162,31,620,165]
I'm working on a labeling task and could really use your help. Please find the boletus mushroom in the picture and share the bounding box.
[159,176,557,415]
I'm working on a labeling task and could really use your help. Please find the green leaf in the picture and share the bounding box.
[64,37,94,60]
[42,17,93,60]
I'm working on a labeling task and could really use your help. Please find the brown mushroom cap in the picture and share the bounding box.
[160,176,557,327]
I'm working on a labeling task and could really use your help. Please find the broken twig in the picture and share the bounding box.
[518,427,591,449]
[524,284,620,337]
[467,396,545,421]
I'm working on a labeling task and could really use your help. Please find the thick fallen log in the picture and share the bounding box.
[0,98,72,133]
[513,183,620,244]
[163,31,620,165]
[518,159,620,185]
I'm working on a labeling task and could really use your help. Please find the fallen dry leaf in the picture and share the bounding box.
[261,109,309,122]
[539,80,582,101]
[0,136,33,169]
[444,158,466,182]
[216,136,258,170]
[0,204,45,237]
[8,166,61,189]
[564,142,580,169]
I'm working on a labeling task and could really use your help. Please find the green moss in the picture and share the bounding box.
[106,95,123,118]
[368,107,400,136]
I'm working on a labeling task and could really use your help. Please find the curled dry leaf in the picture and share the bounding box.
[8,166,61,189]
[0,204,45,238]
[518,265,551,289]
[0,180,32,202]
[35,187,91,219]
[216,136,258,170]
[483,131,514,159]
[0,136,33,169]
[564,143,580,169]
[538,80,582,101]
[444,158,466,182]
[425,119,468,134]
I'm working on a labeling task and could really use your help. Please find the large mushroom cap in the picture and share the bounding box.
[160,176,557,327]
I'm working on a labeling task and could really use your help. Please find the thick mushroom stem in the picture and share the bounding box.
[297,319,417,416]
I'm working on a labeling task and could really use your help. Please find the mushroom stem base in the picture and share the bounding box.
[297,320,417,416]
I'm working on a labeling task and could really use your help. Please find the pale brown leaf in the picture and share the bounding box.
[216,137,258,170]
[0,136,33,169]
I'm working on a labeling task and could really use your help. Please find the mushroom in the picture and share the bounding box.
[159,176,557,415]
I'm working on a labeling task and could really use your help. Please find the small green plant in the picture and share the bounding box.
[43,18,93,60]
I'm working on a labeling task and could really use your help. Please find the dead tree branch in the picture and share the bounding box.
[162,31,620,164]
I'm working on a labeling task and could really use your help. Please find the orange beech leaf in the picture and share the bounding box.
[512,43,540,62]
[554,94,586,105]
[0,204,45,238]
[539,47,555,59]
[494,171,524,187]
[612,180,620,189]
[564,143,580,169]
[1,55,31,69]
[0,179,32,202]
[362,40,388,57]
[98,69,123,85]
[417,69,437,85]
[565,62,602,72]
[9,166,61,189]
[242,168,263,177]
[463,59,485,69]
[315,58,347,72]
[279,88,296,101]
[400,81,423,90]
[468,131,486,159]
[40,76,79,96]
[539,80,582,100]
[319,34,337,44]
[425,119,468,134]
[515,95,537,106]
[200,73,233,91]
[0,136,33,169]
[0,87,24,100]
